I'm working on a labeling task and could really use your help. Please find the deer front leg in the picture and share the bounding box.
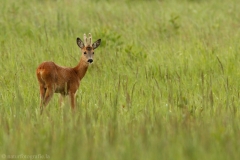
[69,92,76,110]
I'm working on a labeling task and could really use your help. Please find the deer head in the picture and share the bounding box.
[76,33,101,64]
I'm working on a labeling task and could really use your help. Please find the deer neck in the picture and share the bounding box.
[74,57,89,80]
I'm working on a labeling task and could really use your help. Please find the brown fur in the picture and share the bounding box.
[36,36,101,114]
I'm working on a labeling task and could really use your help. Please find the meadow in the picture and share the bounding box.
[0,0,240,159]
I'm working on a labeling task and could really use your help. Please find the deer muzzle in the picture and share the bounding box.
[87,59,93,63]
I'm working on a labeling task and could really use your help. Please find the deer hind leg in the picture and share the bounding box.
[43,85,55,106]
[40,84,55,114]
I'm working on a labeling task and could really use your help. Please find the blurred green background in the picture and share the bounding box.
[0,0,240,159]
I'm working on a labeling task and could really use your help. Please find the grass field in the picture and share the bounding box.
[1,0,240,159]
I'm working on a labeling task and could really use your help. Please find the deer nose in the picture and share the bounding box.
[88,59,93,63]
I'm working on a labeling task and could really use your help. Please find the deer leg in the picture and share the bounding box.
[43,86,54,106]
[69,92,76,110]
[40,85,54,115]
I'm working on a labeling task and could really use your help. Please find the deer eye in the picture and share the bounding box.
[84,52,87,54]
[92,52,94,54]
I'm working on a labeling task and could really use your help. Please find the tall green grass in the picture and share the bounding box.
[1,0,240,159]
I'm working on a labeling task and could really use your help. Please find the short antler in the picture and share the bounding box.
[84,33,87,45]
[88,33,92,46]
[83,33,92,46]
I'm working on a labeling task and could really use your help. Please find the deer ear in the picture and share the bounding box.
[92,39,101,49]
[77,38,84,49]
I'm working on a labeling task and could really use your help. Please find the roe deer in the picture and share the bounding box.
[36,33,101,114]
